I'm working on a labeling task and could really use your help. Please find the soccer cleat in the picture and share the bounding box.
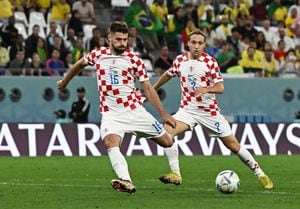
[111,179,136,194]
[159,172,182,186]
[259,175,273,189]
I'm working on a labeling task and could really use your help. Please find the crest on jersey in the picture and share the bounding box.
[189,66,193,73]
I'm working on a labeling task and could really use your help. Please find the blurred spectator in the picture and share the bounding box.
[294,111,300,123]
[249,0,268,26]
[9,34,26,60]
[217,41,238,73]
[214,14,234,45]
[183,3,198,27]
[255,31,267,51]
[24,53,44,76]
[64,28,76,49]
[273,39,287,62]
[25,0,51,17]
[8,50,31,76]
[0,0,13,26]
[285,7,298,37]
[222,0,237,24]
[72,0,96,24]
[125,0,162,52]
[64,51,74,70]
[200,22,219,57]
[67,9,83,37]
[46,22,64,49]
[279,49,300,77]
[150,0,168,44]
[69,86,90,123]
[241,40,264,62]
[1,16,18,47]
[273,27,295,51]
[238,16,258,42]
[97,35,106,48]
[45,48,65,76]
[72,37,86,63]
[153,44,172,76]
[226,27,242,58]
[165,6,185,51]
[260,19,276,43]
[239,46,263,75]
[0,38,9,70]
[127,34,154,61]
[49,0,71,30]
[25,24,41,58]
[36,37,48,63]
[288,0,300,17]
[86,27,100,51]
[54,109,69,123]
[181,18,197,51]
[150,0,168,25]
[261,43,280,77]
[166,0,183,14]
[197,0,215,25]
[268,0,287,26]
[48,35,69,60]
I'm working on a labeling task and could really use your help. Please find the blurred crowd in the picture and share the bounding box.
[0,0,300,78]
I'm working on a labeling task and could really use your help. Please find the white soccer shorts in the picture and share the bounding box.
[173,109,232,137]
[100,106,167,140]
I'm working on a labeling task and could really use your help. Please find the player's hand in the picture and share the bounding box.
[195,86,209,96]
[162,114,176,128]
[56,79,67,91]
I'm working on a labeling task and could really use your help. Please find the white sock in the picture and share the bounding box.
[107,147,132,182]
[237,147,264,177]
[164,141,181,176]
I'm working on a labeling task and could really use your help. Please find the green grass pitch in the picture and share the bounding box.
[0,155,300,209]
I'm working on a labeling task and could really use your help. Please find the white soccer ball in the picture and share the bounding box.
[215,170,240,194]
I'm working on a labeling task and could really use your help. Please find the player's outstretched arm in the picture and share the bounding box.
[152,71,172,90]
[56,58,87,91]
[141,80,176,128]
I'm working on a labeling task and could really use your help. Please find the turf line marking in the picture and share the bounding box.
[1,181,300,196]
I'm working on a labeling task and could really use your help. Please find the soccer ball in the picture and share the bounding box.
[215,170,240,194]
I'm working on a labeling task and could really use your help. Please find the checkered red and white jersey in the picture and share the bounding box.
[84,47,148,113]
[167,52,223,116]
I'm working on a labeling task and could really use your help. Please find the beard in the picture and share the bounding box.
[112,45,126,54]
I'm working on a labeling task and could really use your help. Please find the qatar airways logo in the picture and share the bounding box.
[0,123,299,157]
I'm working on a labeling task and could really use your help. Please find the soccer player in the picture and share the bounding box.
[56,21,176,194]
[153,29,273,189]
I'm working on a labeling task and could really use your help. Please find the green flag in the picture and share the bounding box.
[124,4,163,34]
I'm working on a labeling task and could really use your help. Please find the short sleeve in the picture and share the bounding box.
[209,58,223,83]
[167,55,183,77]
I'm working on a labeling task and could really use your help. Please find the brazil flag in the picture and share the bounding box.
[124,4,164,34]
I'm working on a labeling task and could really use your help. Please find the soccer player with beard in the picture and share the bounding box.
[153,29,273,189]
[56,21,176,194]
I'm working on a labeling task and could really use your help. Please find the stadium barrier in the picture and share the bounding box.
[0,77,299,123]
[0,123,299,156]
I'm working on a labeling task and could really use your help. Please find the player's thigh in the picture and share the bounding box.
[197,113,232,137]
[164,120,190,137]
[130,106,167,138]
[100,115,126,142]
[172,109,197,131]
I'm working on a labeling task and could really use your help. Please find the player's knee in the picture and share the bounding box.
[160,133,174,148]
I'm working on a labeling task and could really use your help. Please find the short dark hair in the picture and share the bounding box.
[188,29,207,41]
[110,21,129,34]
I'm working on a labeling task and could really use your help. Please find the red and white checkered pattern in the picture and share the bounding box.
[85,47,148,113]
[167,52,223,116]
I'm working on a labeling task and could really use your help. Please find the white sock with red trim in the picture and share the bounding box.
[237,147,264,177]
